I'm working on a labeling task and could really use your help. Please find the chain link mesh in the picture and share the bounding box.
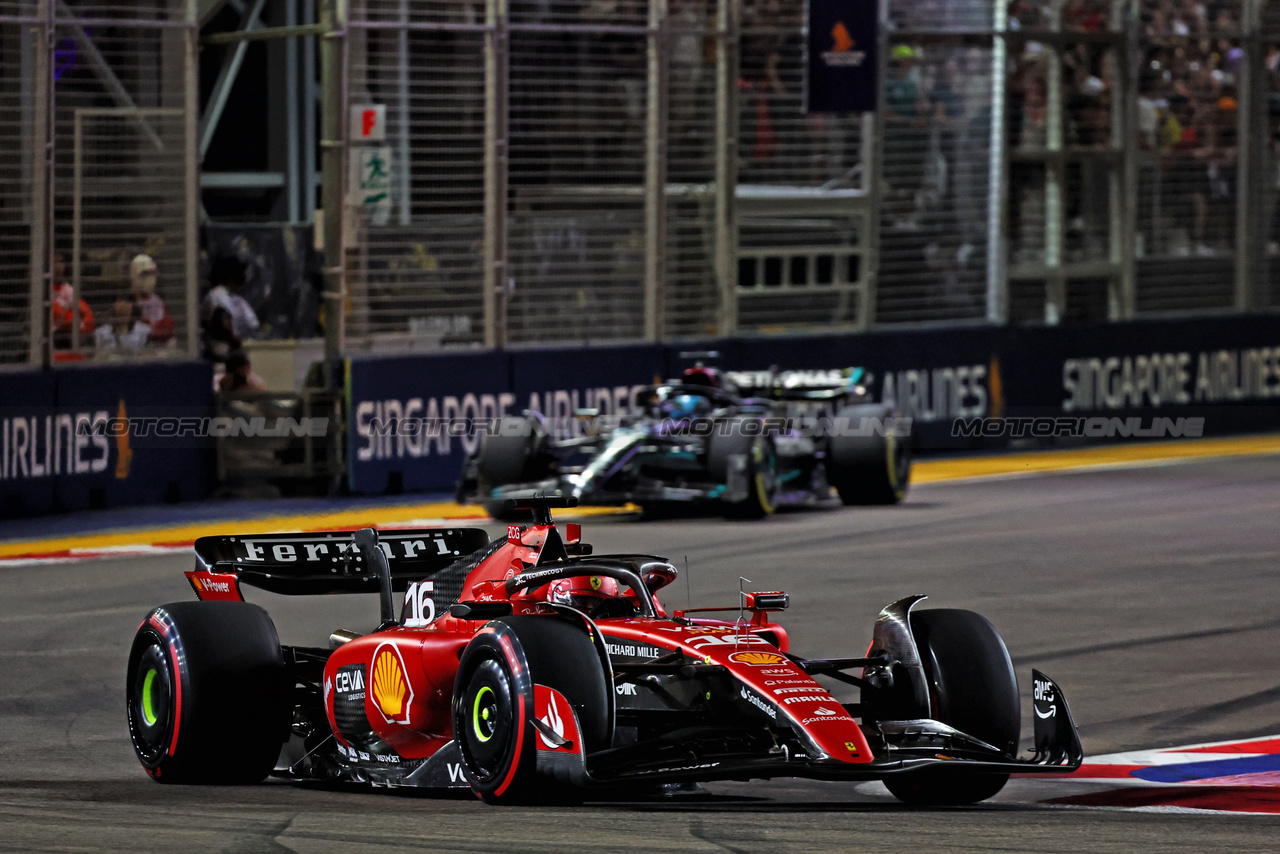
[1133,0,1242,313]
[0,17,36,365]
[506,13,648,345]
[0,1,195,366]
[1261,3,1280,309]
[345,10,488,349]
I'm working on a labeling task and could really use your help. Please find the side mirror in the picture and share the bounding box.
[745,591,789,611]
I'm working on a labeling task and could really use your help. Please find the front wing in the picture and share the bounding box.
[280,669,1081,790]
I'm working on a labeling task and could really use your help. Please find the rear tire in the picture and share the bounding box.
[883,609,1020,806]
[453,617,609,804]
[827,403,910,505]
[126,601,290,784]
[706,419,778,520]
[476,416,552,520]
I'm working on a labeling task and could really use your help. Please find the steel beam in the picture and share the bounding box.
[320,0,347,384]
[201,22,326,44]
[643,0,669,342]
[483,0,509,349]
[29,0,51,366]
[986,4,1010,324]
[198,0,266,158]
[712,0,738,337]
[55,0,164,151]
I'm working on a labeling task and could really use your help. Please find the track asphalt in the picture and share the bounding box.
[2,439,1279,850]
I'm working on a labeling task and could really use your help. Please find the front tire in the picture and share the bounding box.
[883,609,1020,806]
[126,602,290,784]
[453,616,609,804]
[706,419,778,520]
[827,403,910,505]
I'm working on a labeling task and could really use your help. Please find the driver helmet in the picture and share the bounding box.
[547,575,620,611]
[682,366,720,388]
[666,393,709,420]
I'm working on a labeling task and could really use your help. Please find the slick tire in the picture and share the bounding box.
[453,616,609,805]
[706,419,778,520]
[476,416,551,520]
[126,601,290,784]
[883,609,1021,806]
[827,403,910,505]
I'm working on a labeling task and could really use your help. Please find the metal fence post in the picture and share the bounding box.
[483,0,509,349]
[1044,20,1066,325]
[184,0,200,358]
[28,0,52,367]
[862,0,892,330]
[644,0,669,343]
[1114,0,1137,321]
[320,0,347,380]
[1236,0,1264,312]
[713,0,739,338]
[986,0,1009,325]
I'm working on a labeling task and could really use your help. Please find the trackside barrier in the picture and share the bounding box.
[0,362,215,518]
[347,315,1280,493]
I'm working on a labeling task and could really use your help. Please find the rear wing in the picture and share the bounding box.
[187,528,491,598]
[726,367,871,402]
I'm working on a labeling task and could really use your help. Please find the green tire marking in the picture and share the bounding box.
[472,686,495,743]
[142,668,159,726]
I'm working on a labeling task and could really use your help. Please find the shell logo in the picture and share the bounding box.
[729,651,789,666]
[371,643,414,724]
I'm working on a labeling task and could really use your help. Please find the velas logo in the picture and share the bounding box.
[371,644,414,724]
[822,22,867,68]
[728,651,788,666]
[831,22,854,53]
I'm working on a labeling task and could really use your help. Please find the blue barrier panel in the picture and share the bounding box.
[345,316,1280,497]
[347,351,511,493]
[0,362,215,518]
[1001,315,1280,440]
[52,362,215,512]
[0,371,59,517]
[509,344,665,442]
[704,328,1006,449]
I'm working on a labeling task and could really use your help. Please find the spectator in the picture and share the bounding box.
[129,254,176,346]
[49,250,95,348]
[217,349,267,395]
[883,45,928,224]
[94,299,150,354]
[201,256,259,361]
[739,26,786,169]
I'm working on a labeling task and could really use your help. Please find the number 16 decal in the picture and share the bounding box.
[402,580,435,627]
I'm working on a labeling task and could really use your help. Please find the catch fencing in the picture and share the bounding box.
[3,1,1279,370]
[0,0,198,369]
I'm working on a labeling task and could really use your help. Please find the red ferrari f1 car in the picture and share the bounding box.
[127,496,1082,804]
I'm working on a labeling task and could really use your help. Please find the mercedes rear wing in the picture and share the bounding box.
[187,527,491,599]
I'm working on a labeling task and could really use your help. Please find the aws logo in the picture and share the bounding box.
[371,644,414,724]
